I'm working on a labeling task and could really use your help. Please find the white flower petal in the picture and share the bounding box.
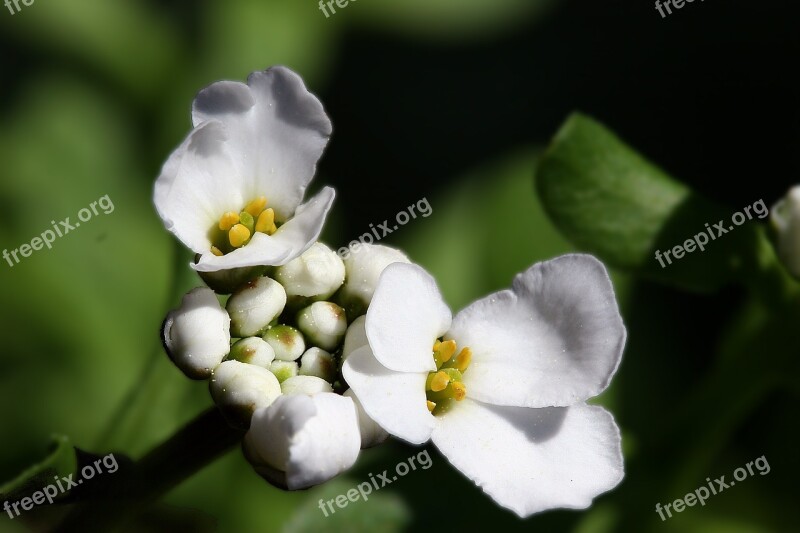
[154,121,247,254]
[191,66,332,220]
[450,254,625,407]
[341,315,368,362]
[193,186,335,272]
[366,263,451,373]
[342,345,436,445]
[431,401,624,517]
[344,389,389,449]
[245,393,360,490]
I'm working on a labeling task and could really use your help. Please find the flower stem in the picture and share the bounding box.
[58,407,243,531]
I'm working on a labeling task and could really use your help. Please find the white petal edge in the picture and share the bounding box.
[449,254,626,407]
[365,263,452,373]
[191,66,332,220]
[246,393,360,490]
[193,186,335,271]
[431,401,624,517]
[342,345,436,445]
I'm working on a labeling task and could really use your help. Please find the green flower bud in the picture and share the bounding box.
[263,325,306,361]
[270,360,299,383]
[226,276,287,337]
[230,337,276,369]
[296,302,347,351]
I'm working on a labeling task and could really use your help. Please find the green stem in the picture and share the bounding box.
[59,407,243,531]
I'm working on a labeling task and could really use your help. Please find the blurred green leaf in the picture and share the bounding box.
[535,113,766,292]
[0,435,76,502]
[282,479,411,533]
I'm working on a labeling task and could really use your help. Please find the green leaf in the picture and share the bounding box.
[535,113,766,292]
[0,435,77,502]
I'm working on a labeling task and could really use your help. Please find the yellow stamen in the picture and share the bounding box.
[434,339,457,368]
[427,400,436,412]
[244,196,268,217]
[229,224,251,248]
[433,340,442,351]
[451,347,472,373]
[218,211,240,231]
[210,246,224,257]
[429,371,450,392]
[256,208,277,235]
[451,382,467,401]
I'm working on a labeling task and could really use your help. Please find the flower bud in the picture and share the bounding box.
[209,360,282,428]
[298,347,336,382]
[162,287,230,379]
[270,360,299,383]
[281,375,334,396]
[274,243,345,300]
[344,389,389,448]
[263,325,305,361]
[229,337,276,369]
[194,257,267,294]
[226,276,287,337]
[771,186,800,278]
[244,393,361,490]
[337,244,411,319]
[341,315,368,362]
[296,302,347,351]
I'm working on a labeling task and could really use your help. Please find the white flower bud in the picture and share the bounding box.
[281,375,334,396]
[337,244,411,318]
[298,347,336,382]
[263,325,306,361]
[274,242,345,300]
[162,287,230,379]
[244,393,361,490]
[344,389,389,449]
[209,360,282,428]
[269,360,299,383]
[226,276,287,337]
[771,186,800,278]
[341,315,368,362]
[229,337,275,369]
[195,261,268,294]
[296,302,347,351]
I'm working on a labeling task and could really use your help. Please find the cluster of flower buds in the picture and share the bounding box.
[162,242,408,489]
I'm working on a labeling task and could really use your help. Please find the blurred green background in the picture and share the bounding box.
[1,0,798,531]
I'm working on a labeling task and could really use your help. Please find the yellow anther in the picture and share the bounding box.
[244,196,268,217]
[210,246,224,257]
[218,211,240,231]
[434,339,457,368]
[256,208,277,235]
[229,224,251,248]
[427,401,436,412]
[451,382,467,401]
[433,340,442,351]
[429,371,450,392]
[451,347,472,373]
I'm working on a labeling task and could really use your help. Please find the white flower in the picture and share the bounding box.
[771,186,800,278]
[244,393,361,490]
[154,66,335,272]
[343,255,626,517]
[344,389,389,449]
[274,242,345,300]
[162,287,231,379]
[337,244,411,317]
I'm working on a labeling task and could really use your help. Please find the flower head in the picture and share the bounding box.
[154,66,335,272]
[343,254,626,517]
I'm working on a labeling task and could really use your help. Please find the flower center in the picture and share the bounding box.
[209,197,279,256]
[425,339,472,415]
